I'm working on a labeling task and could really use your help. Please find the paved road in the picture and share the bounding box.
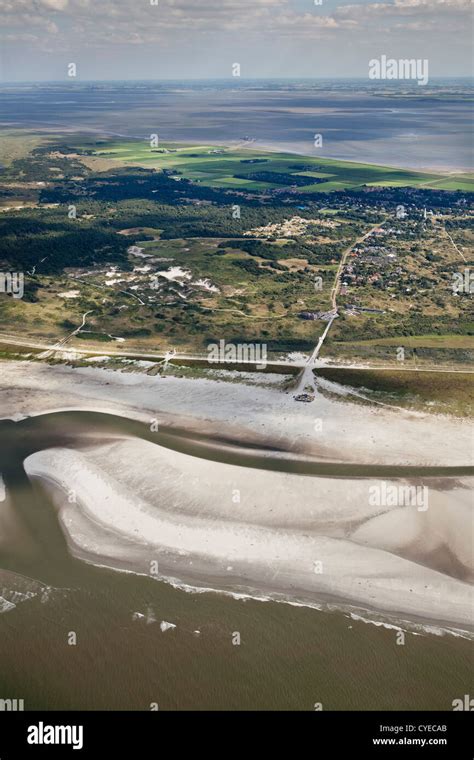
[294,219,388,392]
[329,220,386,311]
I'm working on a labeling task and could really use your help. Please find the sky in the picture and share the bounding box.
[0,0,472,82]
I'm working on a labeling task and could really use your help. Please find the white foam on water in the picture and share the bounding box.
[28,552,473,642]
[0,596,16,614]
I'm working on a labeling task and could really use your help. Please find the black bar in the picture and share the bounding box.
[0,710,471,757]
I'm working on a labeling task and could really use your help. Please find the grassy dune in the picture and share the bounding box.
[315,367,474,417]
[335,335,474,349]
[0,130,44,166]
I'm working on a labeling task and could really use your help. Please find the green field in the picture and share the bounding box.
[76,139,474,193]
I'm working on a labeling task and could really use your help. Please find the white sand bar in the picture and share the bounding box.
[1,360,473,631]
[24,439,473,631]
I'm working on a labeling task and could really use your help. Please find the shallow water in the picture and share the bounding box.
[0,82,472,170]
[0,411,472,710]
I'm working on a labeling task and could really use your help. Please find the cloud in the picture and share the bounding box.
[394,0,470,7]
[1,0,471,40]
[0,11,58,33]
[337,0,471,18]
[0,0,471,72]
[0,0,67,9]
[40,0,69,9]
[333,0,472,32]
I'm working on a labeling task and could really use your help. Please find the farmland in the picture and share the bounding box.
[73,138,474,194]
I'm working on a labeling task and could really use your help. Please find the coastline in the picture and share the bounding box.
[1,359,473,635]
[235,139,474,175]
[1,360,472,466]
[23,436,474,633]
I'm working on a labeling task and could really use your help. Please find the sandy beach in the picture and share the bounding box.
[1,360,472,465]
[1,359,473,633]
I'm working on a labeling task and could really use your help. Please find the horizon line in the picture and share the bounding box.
[1,75,473,86]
